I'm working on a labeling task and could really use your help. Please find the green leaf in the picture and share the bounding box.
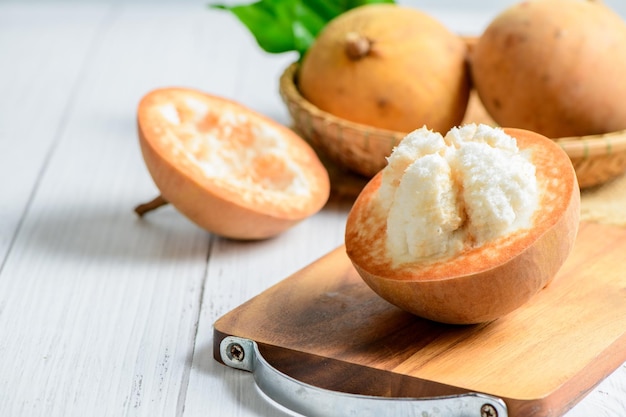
[210,0,395,58]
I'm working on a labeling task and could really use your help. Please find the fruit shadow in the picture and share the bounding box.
[17,190,354,266]
[17,202,211,263]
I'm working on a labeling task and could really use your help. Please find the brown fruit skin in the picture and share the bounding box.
[345,128,580,324]
[471,0,626,138]
[299,4,470,133]
[138,88,331,240]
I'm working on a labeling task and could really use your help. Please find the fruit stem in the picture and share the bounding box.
[135,195,169,217]
[345,32,372,60]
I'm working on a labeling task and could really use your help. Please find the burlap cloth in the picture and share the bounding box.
[580,172,626,226]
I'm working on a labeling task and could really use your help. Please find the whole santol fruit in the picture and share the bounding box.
[135,87,330,240]
[471,0,626,138]
[298,3,470,134]
[345,124,580,324]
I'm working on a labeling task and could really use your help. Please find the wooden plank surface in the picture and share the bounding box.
[0,2,625,417]
[0,4,109,262]
[214,222,626,416]
[0,5,213,417]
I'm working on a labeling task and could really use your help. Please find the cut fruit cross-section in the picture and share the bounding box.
[135,87,331,240]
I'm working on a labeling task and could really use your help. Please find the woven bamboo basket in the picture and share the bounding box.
[279,61,626,189]
[554,132,626,188]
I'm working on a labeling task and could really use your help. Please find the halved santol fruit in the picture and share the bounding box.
[135,87,331,240]
[345,124,580,324]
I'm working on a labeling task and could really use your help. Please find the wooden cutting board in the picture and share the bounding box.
[213,221,626,417]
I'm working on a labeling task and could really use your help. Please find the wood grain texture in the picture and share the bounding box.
[0,4,109,263]
[0,5,219,417]
[214,222,626,417]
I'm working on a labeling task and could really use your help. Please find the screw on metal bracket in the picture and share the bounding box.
[481,403,498,417]
[228,343,245,362]
[220,337,255,371]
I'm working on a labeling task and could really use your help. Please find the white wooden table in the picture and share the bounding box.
[1,1,625,416]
